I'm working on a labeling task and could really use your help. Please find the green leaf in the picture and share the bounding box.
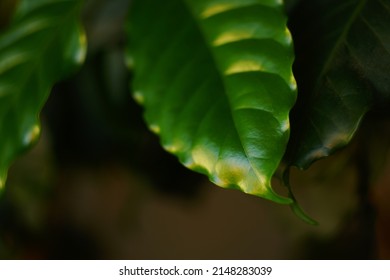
[0,0,86,190]
[287,0,390,169]
[127,0,297,203]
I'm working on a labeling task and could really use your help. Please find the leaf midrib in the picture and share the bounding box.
[181,0,263,184]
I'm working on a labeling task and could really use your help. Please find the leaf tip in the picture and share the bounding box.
[290,202,318,225]
[283,167,318,225]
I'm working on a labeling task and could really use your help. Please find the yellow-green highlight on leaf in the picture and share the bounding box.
[0,0,86,191]
[127,0,296,204]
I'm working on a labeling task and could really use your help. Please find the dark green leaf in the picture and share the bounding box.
[127,0,297,203]
[287,0,390,169]
[0,0,86,190]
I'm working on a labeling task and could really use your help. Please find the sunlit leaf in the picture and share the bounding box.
[127,0,297,203]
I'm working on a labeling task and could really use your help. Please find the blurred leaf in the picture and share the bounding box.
[0,0,86,190]
[287,0,390,169]
[127,0,297,203]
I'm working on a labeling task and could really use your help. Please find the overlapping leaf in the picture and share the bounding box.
[287,0,390,169]
[0,0,86,190]
[127,0,297,203]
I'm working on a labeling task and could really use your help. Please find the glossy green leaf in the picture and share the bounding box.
[287,0,390,169]
[127,0,297,203]
[0,0,86,190]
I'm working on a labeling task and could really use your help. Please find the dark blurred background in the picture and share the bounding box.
[0,0,389,259]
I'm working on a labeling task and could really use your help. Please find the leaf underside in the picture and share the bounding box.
[128,0,297,203]
[0,0,86,190]
[288,0,390,169]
